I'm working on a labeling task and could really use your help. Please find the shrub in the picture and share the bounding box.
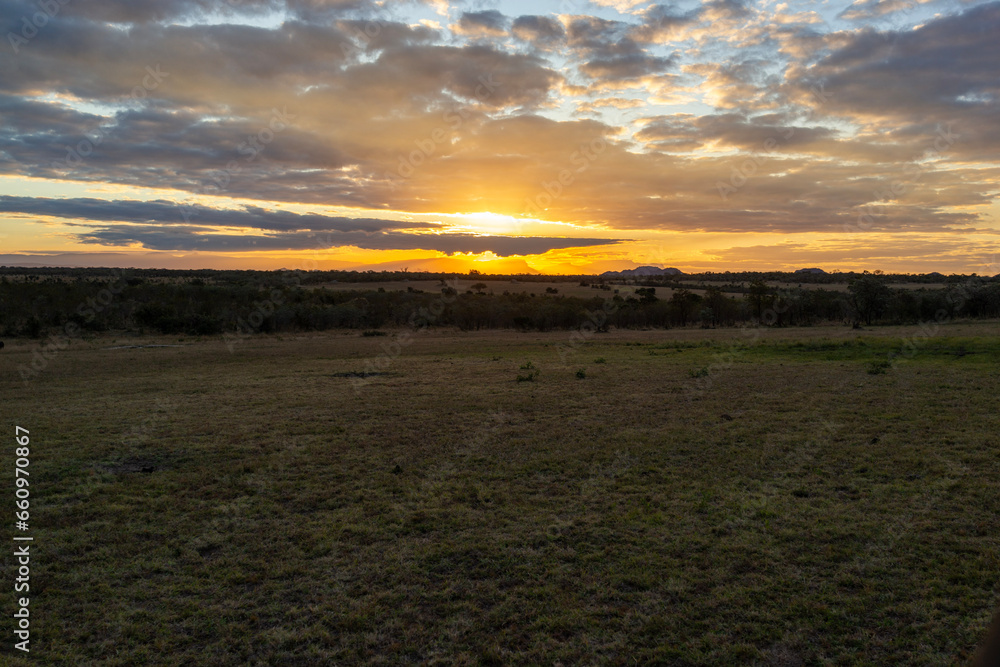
[867,359,893,375]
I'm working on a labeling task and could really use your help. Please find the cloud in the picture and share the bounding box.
[787,2,1000,160]
[684,60,783,111]
[564,14,675,83]
[704,236,1000,272]
[0,196,438,232]
[700,0,753,23]
[452,10,508,39]
[576,97,646,114]
[630,4,697,43]
[511,15,566,47]
[838,0,933,21]
[588,0,649,13]
[75,225,623,256]
[336,19,440,51]
[635,112,837,152]
[18,0,385,24]
[0,195,624,256]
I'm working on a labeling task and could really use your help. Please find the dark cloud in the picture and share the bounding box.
[368,44,560,109]
[5,0,268,24]
[630,3,697,43]
[336,19,439,52]
[580,52,673,82]
[700,0,753,21]
[636,113,837,152]
[789,2,1000,160]
[454,10,508,38]
[0,195,623,256]
[0,0,381,25]
[0,196,437,232]
[565,15,674,82]
[0,19,356,101]
[511,15,566,47]
[74,225,623,255]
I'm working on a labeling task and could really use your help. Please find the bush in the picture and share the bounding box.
[517,361,538,382]
[867,359,893,375]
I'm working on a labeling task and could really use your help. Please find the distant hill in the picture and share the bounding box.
[794,268,827,274]
[601,266,683,278]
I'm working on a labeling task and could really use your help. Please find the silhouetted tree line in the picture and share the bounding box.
[1,269,998,338]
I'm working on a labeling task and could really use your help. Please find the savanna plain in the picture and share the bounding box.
[2,321,999,665]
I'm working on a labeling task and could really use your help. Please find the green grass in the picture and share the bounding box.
[1,321,999,664]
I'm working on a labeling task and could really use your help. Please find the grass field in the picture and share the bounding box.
[2,321,999,665]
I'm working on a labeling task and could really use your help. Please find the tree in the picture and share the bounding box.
[703,287,729,325]
[635,287,657,304]
[669,289,701,326]
[848,272,891,325]
[747,279,772,320]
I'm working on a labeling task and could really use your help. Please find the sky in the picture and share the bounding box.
[0,0,998,274]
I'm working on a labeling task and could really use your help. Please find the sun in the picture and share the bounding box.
[456,211,527,235]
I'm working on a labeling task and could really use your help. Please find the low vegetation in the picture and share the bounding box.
[2,268,999,339]
[2,321,998,664]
